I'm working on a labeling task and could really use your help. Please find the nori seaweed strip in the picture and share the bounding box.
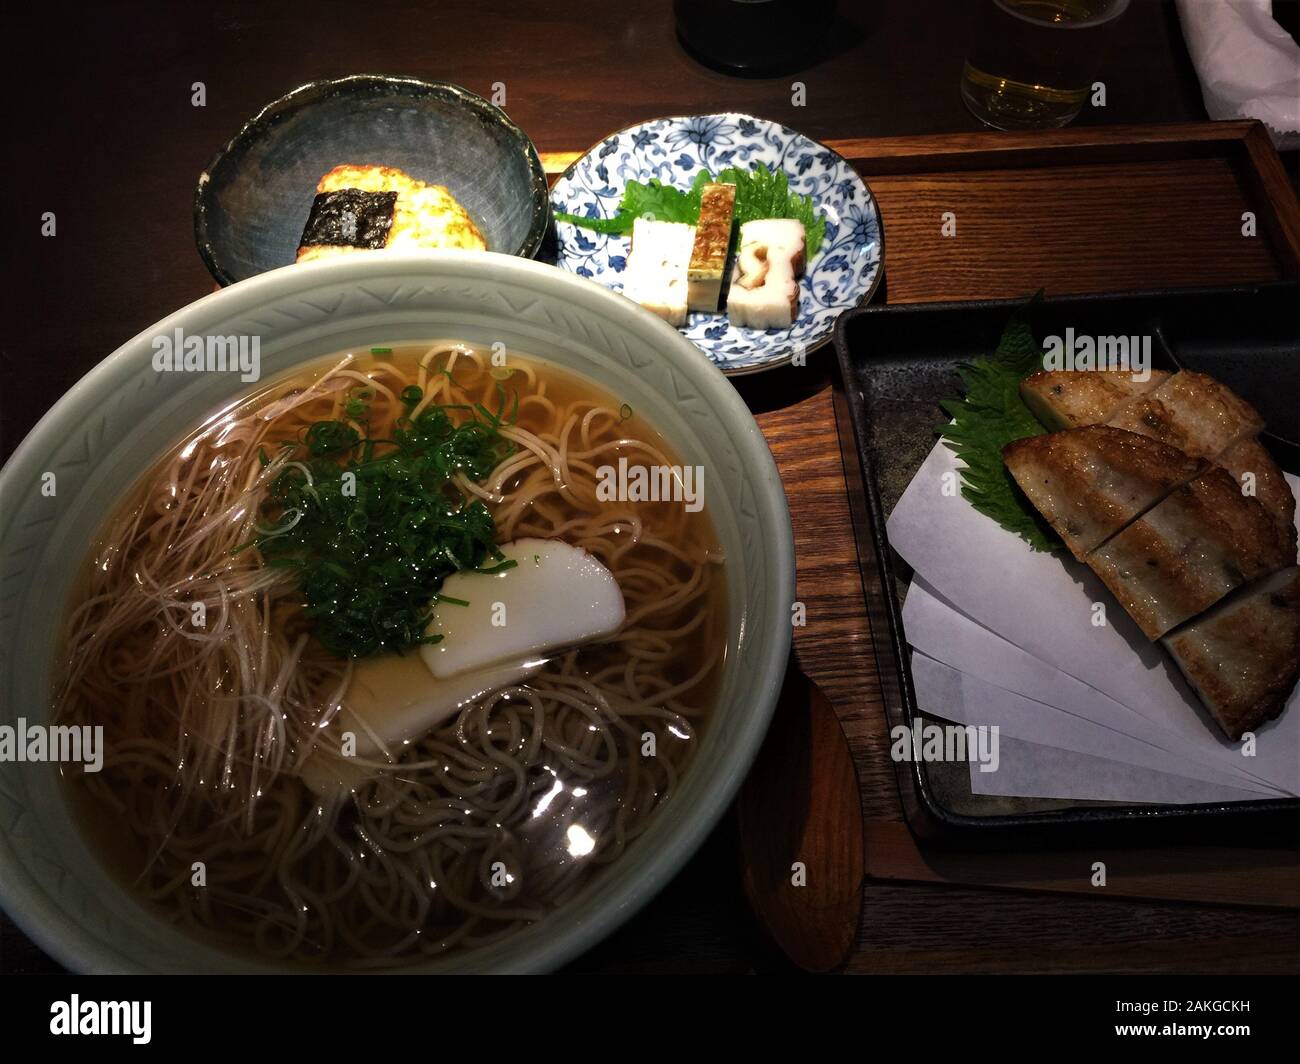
[299,189,398,249]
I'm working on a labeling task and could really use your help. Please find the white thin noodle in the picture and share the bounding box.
[53,344,725,967]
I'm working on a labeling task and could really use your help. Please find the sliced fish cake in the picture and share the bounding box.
[726,219,805,329]
[623,218,696,326]
[1020,369,1170,432]
[1087,467,1294,640]
[1163,567,1300,741]
[1106,370,1264,458]
[1003,426,1203,561]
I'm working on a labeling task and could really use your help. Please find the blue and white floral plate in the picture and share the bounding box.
[550,113,884,375]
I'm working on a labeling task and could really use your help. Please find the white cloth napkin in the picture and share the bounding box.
[1176,0,1300,149]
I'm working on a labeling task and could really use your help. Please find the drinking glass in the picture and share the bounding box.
[961,0,1131,131]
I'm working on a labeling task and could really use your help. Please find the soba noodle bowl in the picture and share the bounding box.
[53,343,726,967]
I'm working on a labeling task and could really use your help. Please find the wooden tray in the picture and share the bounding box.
[544,119,1300,297]
[544,122,1300,916]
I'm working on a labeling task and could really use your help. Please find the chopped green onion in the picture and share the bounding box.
[249,393,518,657]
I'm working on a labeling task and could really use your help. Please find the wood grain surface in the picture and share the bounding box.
[3,0,1299,976]
[721,122,1300,970]
[734,360,1300,976]
[739,665,866,971]
[548,122,1297,301]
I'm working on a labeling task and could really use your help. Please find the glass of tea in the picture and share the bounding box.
[961,0,1131,131]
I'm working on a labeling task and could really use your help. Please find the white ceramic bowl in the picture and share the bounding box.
[0,251,794,973]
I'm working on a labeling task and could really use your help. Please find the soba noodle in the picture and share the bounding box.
[53,343,725,967]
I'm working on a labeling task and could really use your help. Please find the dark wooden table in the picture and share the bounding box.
[3,0,1298,974]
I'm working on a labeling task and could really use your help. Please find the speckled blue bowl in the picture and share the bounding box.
[550,112,884,375]
[195,75,550,286]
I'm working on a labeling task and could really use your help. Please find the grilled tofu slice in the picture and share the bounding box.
[296,164,486,263]
[1217,437,1298,559]
[1163,567,1300,740]
[1106,370,1265,459]
[1020,369,1170,432]
[686,183,736,312]
[1086,467,1294,639]
[1003,427,1204,560]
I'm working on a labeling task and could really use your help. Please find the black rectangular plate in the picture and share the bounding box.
[832,282,1300,848]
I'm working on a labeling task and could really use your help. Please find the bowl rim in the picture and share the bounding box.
[192,74,552,287]
[0,251,795,973]
[549,109,886,377]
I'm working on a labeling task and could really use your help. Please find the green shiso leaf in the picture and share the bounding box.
[555,164,827,257]
[625,169,713,225]
[554,171,707,234]
[937,293,1062,553]
[715,165,826,257]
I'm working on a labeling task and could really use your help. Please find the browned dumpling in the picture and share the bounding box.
[1106,370,1264,459]
[1003,426,1202,561]
[1086,466,1294,640]
[1004,367,1297,739]
[1022,369,1294,558]
[1163,567,1300,741]
[1218,437,1298,557]
[1019,369,1169,432]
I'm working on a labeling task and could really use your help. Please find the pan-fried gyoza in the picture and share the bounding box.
[1002,426,1202,560]
[1003,368,1300,741]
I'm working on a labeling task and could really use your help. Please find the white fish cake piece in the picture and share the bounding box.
[623,218,696,326]
[726,219,805,329]
[297,653,547,796]
[344,653,544,756]
[422,537,625,679]
[299,537,626,795]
